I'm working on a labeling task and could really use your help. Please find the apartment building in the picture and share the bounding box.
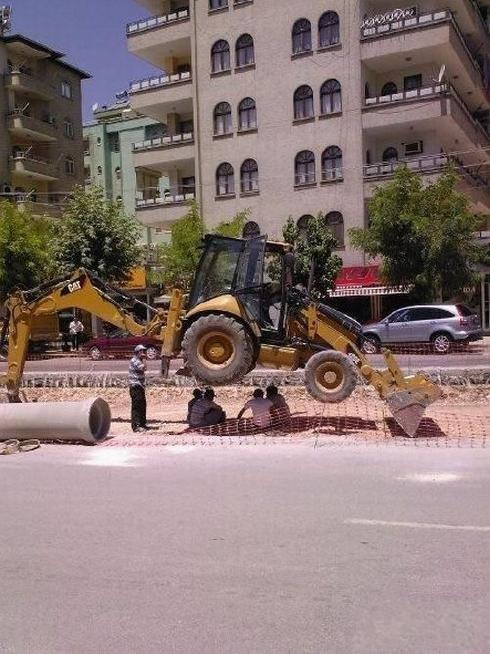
[83,97,168,244]
[0,32,89,217]
[126,0,490,318]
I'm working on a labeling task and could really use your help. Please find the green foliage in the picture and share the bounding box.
[55,186,141,282]
[350,167,481,301]
[0,201,54,300]
[282,213,343,300]
[150,202,248,290]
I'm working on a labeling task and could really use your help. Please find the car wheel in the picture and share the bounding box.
[146,346,159,360]
[89,346,103,361]
[361,335,381,354]
[431,332,453,354]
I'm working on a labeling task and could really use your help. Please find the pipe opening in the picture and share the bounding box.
[89,398,111,441]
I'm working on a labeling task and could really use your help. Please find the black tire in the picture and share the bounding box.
[182,314,254,384]
[361,334,381,354]
[305,350,357,403]
[431,332,453,354]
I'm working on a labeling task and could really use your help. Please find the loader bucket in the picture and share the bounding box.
[385,380,442,437]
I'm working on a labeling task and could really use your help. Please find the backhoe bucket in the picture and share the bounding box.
[385,381,442,437]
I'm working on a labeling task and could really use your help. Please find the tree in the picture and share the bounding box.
[54,186,141,282]
[0,201,54,300]
[282,213,343,300]
[349,167,481,301]
[149,202,249,290]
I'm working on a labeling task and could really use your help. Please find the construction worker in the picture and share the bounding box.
[69,314,84,351]
[129,344,148,432]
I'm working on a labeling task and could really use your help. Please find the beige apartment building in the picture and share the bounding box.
[127,0,490,316]
[0,33,89,217]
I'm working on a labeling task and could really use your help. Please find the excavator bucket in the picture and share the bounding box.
[385,381,442,437]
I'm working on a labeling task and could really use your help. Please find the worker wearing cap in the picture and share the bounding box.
[129,345,148,432]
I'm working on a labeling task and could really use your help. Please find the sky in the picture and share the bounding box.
[11,0,160,121]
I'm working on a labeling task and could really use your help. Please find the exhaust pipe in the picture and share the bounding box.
[0,398,111,444]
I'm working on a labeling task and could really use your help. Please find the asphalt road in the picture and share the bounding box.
[1,349,490,375]
[1,444,490,653]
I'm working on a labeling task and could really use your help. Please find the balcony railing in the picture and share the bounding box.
[364,153,489,188]
[127,7,190,34]
[7,110,58,138]
[130,70,191,93]
[361,8,483,76]
[133,132,194,151]
[136,191,195,209]
[365,82,448,107]
[364,83,489,141]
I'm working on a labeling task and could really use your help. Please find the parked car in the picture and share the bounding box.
[362,304,482,354]
[83,330,161,361]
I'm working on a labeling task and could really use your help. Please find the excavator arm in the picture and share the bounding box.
[0,269,184,402]
[289,289,442,436]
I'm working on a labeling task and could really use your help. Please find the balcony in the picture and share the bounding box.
[10,153,58,182]
[5,70,54,101]
[7,111,58,142]
[363,84,489,149]
[129,71,193,122]
[135,192,195,227]
[363,154,490,211]
[127,8,191,68]
[133,132,195,169]
[361,9,485,106]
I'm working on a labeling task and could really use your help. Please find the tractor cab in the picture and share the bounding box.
[188,233,291,340]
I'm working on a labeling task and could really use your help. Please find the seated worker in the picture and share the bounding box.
[189,388,226,428]
[266,384,291,420]
[237,388,273,429]
[187,388,202,424]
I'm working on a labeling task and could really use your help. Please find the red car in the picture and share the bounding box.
[84,330,161,361]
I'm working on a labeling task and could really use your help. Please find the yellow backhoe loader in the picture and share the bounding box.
[0,232,441,436]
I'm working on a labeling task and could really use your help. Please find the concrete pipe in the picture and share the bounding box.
[0,398,111,444]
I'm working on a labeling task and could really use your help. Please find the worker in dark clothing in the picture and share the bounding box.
[187,388,202,424]
[128,344,148,432]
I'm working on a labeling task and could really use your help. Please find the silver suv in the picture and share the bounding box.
[362,304,482,354]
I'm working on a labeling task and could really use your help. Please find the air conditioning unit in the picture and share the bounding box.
[404,140,424,156]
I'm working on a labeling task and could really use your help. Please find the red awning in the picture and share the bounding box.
[335,266,381,288]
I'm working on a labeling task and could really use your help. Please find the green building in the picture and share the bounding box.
[83,96,167,245]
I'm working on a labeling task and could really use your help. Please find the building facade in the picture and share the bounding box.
[83,98,168,244]
[0,33,89,217]
[126,0,490,315]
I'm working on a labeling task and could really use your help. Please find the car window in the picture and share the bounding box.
[435,309,455,319]
[388,309,410,323]
[456,304,473,317]
[406,307,443,321]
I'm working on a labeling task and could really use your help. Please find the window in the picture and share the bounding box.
[240,158,259,193]
[63,119,74,138]
[216,162,235,195]
[211,40,231,73]
[209,0,228,9]
[238,97,257,130]
[404,74,423,91]
[109,133,120,153]
[214,102,233,135]
[96,137,102,146]
[83,138,90,154]
[181,176,196,194]
[236,34,254,67]
[297,214,313,234]
[322,146,343,181]
[145,124,166,140]
[406,307,444,322]
[61,81,73,99]
[292,19,312,54]
[294,85,314,120]
[325,211,344,247]
[65,156,75,176]
[97,165,103,175]
[320,79,342,114]
[381,81,398,96]
[295,150,316,185]
[115,167,121,180]
[382,147,398,163]
[319,11,340,48]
